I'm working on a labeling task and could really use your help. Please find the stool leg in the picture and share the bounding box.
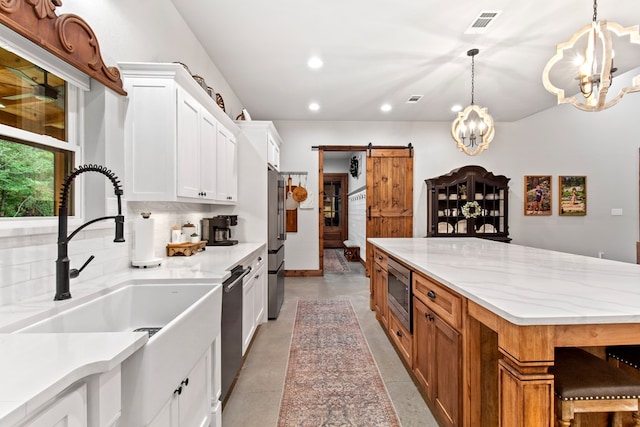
[612,412,623,427]
[556,418,571,427]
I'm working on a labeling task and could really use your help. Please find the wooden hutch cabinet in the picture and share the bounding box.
[425,165,510,243]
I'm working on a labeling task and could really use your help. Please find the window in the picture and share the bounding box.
[0,46,76,218]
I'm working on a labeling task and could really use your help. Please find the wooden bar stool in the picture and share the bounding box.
[552,347,640,426]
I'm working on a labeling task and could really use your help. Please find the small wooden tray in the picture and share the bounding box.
[166,241,206,257]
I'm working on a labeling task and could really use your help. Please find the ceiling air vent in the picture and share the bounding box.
[464,11,501,34]
[407,95,423,104]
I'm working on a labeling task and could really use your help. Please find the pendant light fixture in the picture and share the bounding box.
[542,0,640,111]
[451,49,495,157]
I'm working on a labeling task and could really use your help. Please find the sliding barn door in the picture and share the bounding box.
[366,146,414,276]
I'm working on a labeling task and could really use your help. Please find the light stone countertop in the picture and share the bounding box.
[368,237,640,326]
[0,242,264,425]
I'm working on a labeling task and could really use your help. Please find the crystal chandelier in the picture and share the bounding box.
[542,0,640,111]
[451,49,495,157]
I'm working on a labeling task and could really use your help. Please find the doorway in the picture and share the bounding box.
[323,173,348,248]
[318,147,367,274]
[317,145,414,277]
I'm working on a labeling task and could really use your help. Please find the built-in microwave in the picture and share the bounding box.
[387,258,413,333]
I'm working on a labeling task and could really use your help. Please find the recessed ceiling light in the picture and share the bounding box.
[309,102,320,111]
[381,104,392,112]
[307,57,323,69]
[451,104,463,112]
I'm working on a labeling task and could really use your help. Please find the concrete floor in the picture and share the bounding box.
[222,261,439,427]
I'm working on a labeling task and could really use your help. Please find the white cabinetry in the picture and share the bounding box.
[14,366,121,427]
[234,121,284,246]
[19,384,87,427]
[242,255,266,355]
[176,88,217,201]
[215,125,238,203]
[149,348,212,427]
[267,133,280,171]
[120,62,239,205]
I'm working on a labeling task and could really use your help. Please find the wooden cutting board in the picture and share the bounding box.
[166,241,206,257]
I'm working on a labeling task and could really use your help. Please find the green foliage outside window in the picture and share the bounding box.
[0,139,55,217]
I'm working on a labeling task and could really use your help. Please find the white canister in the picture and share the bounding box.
[171,227,182,243]
[182,222,197,239]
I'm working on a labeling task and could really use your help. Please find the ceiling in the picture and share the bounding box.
[171,0,640,123]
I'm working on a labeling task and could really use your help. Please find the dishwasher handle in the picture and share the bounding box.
[223,267,252,293]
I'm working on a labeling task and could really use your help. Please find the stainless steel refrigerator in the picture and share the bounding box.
[267,168,285,319]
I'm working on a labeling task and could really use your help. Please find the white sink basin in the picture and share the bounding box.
[18,281,223,426]
[19,283,217,334]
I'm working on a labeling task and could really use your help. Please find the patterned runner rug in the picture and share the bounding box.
[278,300,401,427]
[323,248,351,273]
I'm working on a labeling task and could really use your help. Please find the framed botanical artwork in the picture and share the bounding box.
[559,176,587,216]
[524,175,552,216]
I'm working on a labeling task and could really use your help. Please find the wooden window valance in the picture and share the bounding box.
[0,0,126,95]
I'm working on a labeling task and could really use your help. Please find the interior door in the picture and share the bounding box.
[323,173,348,248]
[366,146,413,275]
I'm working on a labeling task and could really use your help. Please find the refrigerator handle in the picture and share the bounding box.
[278,180,287,241]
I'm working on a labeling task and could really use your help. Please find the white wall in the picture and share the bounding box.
[276,98,640,269]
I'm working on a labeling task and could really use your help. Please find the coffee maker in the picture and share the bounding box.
[202,215,238,246]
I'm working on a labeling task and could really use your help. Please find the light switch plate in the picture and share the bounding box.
[611,208,623,216]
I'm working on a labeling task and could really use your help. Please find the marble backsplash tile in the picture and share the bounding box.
[0,201,225,305]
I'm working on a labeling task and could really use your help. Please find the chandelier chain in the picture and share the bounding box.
[593,0,597,22]
[471,54,475,105]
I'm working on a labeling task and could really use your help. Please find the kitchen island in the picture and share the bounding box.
[368,237,640,427]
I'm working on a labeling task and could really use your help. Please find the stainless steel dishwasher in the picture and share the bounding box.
[221,265,252,404]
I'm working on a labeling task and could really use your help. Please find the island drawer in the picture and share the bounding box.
[373,247,388,270]
[388,310,412,367]
[413,273,462,330]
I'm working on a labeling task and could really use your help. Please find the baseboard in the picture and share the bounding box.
[285,269,323,277]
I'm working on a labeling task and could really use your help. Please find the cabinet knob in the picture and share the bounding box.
[425,313,434,321]
[427,290,436,299]
[203,192,207,197]
[396,330,403,337]
[181,378,189,387]
[174,386,182,395]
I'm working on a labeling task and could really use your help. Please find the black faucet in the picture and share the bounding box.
[55,164,125,301]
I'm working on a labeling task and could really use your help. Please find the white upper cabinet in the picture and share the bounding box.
[236,121,283,171]
[120,62,239,205]
[267,132,280,171]
[215,125,238,203]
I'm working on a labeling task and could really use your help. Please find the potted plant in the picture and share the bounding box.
[190,232,200,243]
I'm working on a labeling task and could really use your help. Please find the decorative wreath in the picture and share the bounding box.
[349,156,359,178]
[461,201,481,219]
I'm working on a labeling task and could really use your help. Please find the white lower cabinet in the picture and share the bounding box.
[20,383,87,427]
[149,348,212,427]
[242,255,266,355]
